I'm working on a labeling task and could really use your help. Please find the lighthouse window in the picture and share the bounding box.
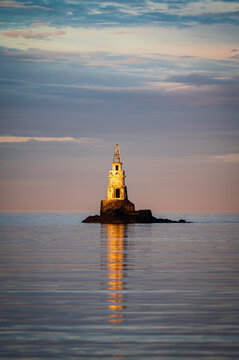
[115,165,119,171]
[115,189,120,198]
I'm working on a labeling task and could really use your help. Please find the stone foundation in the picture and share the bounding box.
[101,199,135,216]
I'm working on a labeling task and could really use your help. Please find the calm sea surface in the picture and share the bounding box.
[0,212,239,359]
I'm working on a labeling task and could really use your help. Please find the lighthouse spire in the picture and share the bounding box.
[113,143,121,163]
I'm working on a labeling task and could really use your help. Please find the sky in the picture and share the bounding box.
[0,0,239,212]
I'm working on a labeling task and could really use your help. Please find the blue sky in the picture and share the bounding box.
[0,0,239,211]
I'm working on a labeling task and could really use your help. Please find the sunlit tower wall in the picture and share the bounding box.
[107,144,128,201]
[100,144,135,215]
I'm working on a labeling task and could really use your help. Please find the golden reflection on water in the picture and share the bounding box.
[104,224,127,325]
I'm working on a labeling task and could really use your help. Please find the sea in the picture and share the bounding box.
[0,212,239,359]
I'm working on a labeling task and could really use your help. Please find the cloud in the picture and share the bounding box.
[88,9,103,15]
[148,81,194,92]
[145,0,239,16]
[32,22,48,27]
[213,153,239,162]
[2,46,146,68]
[0,0,238,31]
[164,73,238,87]
[65,0,79,4]
[119,8,141,16]
[0,136,99,144]
[231,54,239,61]
[0,0,49,10]
[89,0,239,20]
[94,22,119,25]
[3,30,65,39]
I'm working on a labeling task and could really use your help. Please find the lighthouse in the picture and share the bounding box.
[83,144,188,223]
[100,144,135,215]
[107,144,128,201]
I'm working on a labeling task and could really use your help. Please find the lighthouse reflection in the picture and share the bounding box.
[101,224,128,325]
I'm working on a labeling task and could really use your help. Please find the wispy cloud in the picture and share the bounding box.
[145,0,239,16]
[164,73,234,87]
[88,9,103,15]
[148,81,194,92]
[94,22,119,25]
[119,8,141,16]
[213,153,239,163]
[88,0,239,19]
[32,22,48,27]
[3,30,65,39]
[0,0,238,31]
[0,136,99,144]
[0,0,50,10]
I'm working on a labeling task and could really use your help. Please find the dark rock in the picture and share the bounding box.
[82,208,190,224]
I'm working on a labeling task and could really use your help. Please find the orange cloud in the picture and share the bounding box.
[3,30,65,39]
[213,153,239,163]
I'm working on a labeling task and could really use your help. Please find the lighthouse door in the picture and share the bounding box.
[115,189,120,198]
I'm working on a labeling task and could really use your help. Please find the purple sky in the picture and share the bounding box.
[0,0,239,212]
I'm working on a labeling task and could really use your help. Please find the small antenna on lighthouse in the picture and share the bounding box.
[113,143,121,162]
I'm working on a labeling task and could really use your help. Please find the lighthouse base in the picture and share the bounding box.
[82,200,188,224]
[100,199,135,216]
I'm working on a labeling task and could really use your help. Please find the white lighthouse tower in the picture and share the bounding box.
[107,144,128,201]
[100,144,135,215]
